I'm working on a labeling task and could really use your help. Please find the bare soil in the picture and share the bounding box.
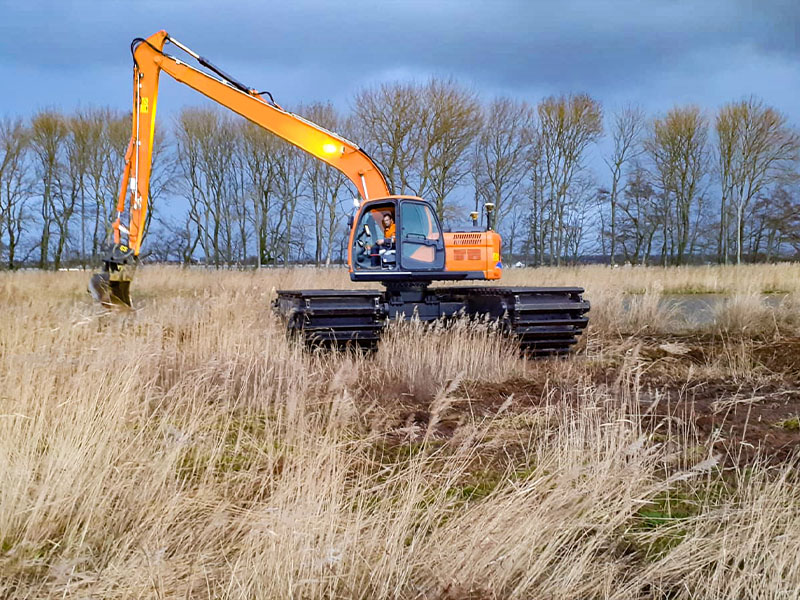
[376,336,800,466]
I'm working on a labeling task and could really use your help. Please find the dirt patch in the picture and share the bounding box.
[369,336,800,466]
[678,383,800,464]
[584,336,800,463]
[635,336,800,463]
[752,337,800,374]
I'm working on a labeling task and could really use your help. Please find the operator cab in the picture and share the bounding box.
[350,197,445,279]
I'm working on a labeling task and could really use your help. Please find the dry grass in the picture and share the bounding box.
[0,265,799,598]
[584,283,681,338]
[497,262,800,295]
[712,290,800,337]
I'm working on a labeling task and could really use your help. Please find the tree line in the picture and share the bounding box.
[1,79,799,270]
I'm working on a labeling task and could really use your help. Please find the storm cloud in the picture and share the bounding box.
[1,0,798,123]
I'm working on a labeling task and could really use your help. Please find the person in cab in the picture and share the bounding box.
[370,212,396,266]
[376,212,396,249]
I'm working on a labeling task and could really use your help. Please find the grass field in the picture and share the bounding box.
[1,265,799,598]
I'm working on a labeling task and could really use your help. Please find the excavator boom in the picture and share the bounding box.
[90,30,388,307]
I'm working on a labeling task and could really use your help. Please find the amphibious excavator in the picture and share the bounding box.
[90,30,589,354]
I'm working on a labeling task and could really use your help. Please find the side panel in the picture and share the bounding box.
[443,231,502,280]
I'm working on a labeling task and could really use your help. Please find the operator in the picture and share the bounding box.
[376,212,396,249]
[370,212,396,266]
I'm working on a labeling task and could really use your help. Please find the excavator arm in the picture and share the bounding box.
[90,30,390,307]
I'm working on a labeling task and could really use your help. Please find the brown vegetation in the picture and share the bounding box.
[1,265,799,598]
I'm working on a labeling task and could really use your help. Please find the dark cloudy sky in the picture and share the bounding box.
[1,0,798,125]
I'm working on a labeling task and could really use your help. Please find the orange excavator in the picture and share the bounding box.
[90,30,589,354]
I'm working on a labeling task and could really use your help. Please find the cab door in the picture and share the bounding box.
[398,201,445,271]
[350,201,397,271]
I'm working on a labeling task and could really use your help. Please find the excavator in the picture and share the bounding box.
[89,30,589,354]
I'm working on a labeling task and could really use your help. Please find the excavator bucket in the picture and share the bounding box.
[89,243,137,308]
[88,271,133,308]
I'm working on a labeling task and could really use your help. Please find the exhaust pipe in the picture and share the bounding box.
[88,244,136,308]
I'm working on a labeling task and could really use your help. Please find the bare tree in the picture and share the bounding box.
[94,112,132,256]
[562,174,597,262]
[240,119,279,266]
[30,111,69,268]
[274,144,310,264]
[715,98,800,264]
[504,203,527,261]
[174,108,241,266]
[754,185,800,259]
[352,82,424,196]
[417,78,482,221]
[64,110,99,267]
[301,103,351,265]
[473,97,535,243]
[537,94,603,265]
[617,162,658,264]
[229,141,251,264]
[646,105,708,265]
[142,130,174,252]
[603,105,644,265]
[175,108,210,264]
[0,118,32,269]
[526,131,547,265]
[75,108,119,263]
[240,117,311,266]
[354,78,481,221]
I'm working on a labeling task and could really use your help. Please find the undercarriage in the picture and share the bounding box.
[273,285,590,356]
